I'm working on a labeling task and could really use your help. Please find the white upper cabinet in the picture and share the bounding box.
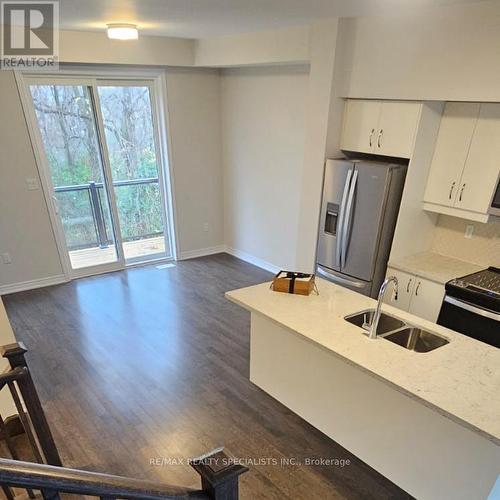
[340,100,381,154]
[376,101,421,158]
[423,102,500,222]
[423,102,479,207]
[455,103,500,214]
[340,99,421,159]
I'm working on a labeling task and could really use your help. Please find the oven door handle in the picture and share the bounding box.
[444,296,500,322]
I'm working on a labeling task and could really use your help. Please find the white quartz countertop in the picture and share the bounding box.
[226,278,500,445]
[388,251,483,284]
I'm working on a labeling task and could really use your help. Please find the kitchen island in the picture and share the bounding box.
[226,278,500,500]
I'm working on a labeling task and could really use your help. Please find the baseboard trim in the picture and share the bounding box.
[225,247,280,274]
[0,249,279,294]
[0,274,67,296]
[178,245,226,260]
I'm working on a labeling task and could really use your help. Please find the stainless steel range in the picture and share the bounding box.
[437,267,500,348]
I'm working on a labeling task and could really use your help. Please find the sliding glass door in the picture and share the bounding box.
[96,83,169,263]
[24,76,172,277]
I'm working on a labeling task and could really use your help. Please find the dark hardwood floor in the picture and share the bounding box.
[2,253,412,499]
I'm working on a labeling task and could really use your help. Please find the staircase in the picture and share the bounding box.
[0,343,248,500]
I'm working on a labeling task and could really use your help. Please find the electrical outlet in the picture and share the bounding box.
[465,225,474,239]
[203,222,209,232]
[26,178,39,191]
[2,252,12,264]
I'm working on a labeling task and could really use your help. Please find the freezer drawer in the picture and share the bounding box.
[317,265,372,296]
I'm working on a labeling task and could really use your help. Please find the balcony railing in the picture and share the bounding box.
[54,177,163,250]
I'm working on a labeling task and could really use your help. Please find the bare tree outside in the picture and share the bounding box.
[30,83,167,264]
[98,85,165,245]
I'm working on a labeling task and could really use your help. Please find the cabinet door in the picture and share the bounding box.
[383,267,415,312]
[423,102,480,207]
[340,100,381,154]
[376,102,421,158]
[455,103,500,214]
[408,278,445,323]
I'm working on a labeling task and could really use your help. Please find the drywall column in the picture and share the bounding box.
[165,68,225,258]
[295,19,339,272]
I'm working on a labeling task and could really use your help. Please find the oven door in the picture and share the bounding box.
[437,296,500,348]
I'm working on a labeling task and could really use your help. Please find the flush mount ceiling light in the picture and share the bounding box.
[106,23,139,40]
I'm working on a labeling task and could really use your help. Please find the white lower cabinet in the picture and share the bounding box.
[384,267,445,322]
[384,268,415,311]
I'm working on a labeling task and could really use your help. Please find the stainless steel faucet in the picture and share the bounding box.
[369,276,399,340]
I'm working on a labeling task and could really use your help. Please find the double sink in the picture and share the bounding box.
[344,309,449,353]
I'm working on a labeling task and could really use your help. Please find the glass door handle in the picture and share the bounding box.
[52,195,60,214]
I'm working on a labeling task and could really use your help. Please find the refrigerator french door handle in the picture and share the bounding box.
[341,168,358,269]
[335,167,353,269]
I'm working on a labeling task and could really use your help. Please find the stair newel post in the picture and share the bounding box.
[190,449,248,500]
[1,342,62,467]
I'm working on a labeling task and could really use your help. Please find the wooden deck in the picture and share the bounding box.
[69,236,166,268]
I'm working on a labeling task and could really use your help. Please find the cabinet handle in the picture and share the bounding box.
[377,129,383,148]
[369,128,375,147]
[415,281,421,296]
[459,183,466,202]
[406,278,412,293]
[448,181,456,200]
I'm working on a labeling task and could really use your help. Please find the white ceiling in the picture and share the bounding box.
[58,0,487,39]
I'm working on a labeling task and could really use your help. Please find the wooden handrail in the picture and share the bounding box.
[0,366,26,387]
[0,458,208,499]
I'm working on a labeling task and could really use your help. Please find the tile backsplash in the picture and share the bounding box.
[431,215,500,267]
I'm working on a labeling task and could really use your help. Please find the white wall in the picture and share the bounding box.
[0,71,64,291]
[60,30,194,66]
[165,68,225,258]
[336,2,500,101]
[221,65,309,271]
[195,25,310,67]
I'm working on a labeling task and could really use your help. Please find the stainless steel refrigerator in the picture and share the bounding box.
[316,158,407,297]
